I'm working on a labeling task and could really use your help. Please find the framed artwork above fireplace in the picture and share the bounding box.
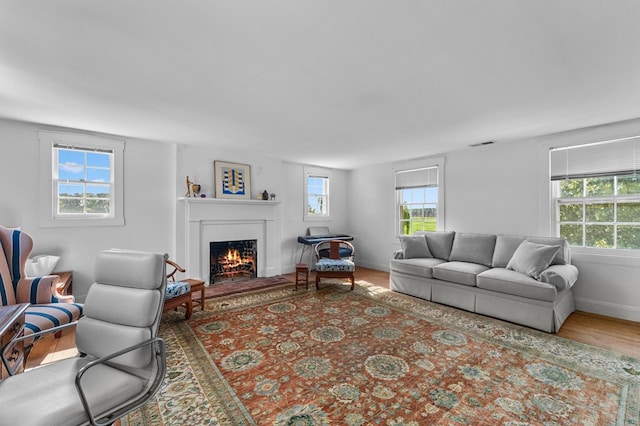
[214,161,251,199]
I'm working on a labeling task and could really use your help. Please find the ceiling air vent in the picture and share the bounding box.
[469,141,495,147]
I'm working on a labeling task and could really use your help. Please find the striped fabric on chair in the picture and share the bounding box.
[0,226,83,348]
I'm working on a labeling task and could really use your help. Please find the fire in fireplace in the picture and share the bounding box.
[210,239,257,284]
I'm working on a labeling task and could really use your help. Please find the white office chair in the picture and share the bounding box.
[0,249,168,426]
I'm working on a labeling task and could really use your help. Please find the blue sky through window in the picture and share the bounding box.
[58,149,111,195]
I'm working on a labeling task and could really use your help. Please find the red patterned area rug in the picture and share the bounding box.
[203,275,292,299]
[123,281,640,425]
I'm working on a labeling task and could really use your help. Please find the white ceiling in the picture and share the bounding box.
[2,1,640,169]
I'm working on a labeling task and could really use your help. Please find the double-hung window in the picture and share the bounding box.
[39,131,125,227]
[304,167,330,220]
[396,165,440,235]
[550,137,640,250]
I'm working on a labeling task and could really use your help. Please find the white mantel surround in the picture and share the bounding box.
[176,198,282,283]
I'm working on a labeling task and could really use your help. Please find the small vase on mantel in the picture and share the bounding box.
[262,190,269,200]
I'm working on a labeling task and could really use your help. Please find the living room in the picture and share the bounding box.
[1,2,639,424]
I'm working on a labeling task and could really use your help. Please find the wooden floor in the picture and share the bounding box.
[26,267,639,370]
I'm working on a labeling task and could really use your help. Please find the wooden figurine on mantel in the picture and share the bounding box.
[185,176,202,197]
[185,176,193,197]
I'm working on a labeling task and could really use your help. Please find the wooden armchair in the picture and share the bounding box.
[162,259,193,319]
[314,240,356,290]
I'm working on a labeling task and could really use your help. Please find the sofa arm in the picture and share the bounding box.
[15,275,75,304]
[539,264,579,290]
[392,250,405,260]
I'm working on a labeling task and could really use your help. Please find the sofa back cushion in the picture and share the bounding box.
[399,235,432,259]
[492,235,527,268]
[449,233,496,267]
[492,235,571,267]
[422,231,455,260]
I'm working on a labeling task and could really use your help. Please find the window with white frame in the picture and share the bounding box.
[39,131,125,227]
[550,137,640,250]
[304,167,330,220]
[396,165,440,235]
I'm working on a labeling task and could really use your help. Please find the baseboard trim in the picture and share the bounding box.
[356,260,390,272]
[574,297,640,323]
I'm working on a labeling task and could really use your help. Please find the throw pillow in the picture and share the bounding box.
[506,241,560,280]
[400,235,432,259]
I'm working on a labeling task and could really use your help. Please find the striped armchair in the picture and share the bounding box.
[0,226,83,356]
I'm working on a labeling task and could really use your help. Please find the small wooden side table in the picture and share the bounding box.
[295,263,309,290]
[55,271,73,295]
[185,279,206,311]
[0,303,28,380]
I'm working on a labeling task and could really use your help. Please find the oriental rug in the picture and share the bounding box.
[123,281,640,425]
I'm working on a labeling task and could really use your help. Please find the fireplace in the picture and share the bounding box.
[210,239,257,284]
[176,198,282,282]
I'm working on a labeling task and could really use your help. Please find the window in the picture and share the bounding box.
[396,165,440,235]
[55,146,113,216]
[39,131,125,227]
[304,167,330,220]
[550,137,640,250]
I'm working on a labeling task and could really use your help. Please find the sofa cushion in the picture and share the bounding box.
[390,258,446,278]
[315,259,355,272]
[526,237,571,265]
[423,231,455,260]
[449,233,496,267]
[492,235,527,268]
[399,235,432,259]
[432,261,488,287]
[506,241,560,280]
[477,268,558,302]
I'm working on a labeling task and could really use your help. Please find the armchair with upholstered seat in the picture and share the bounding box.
[0,249,168,426]
[0,225,83,358]
[314,239,356,290]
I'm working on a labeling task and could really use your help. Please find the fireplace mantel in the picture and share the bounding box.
[176,197,282,283]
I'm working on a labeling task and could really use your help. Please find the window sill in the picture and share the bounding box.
[570,247,640,267]
[39,216,125,228]
[304,216,332,222]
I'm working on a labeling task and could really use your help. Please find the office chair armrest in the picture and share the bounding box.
[75,337,166,426]
[1,321,79,376]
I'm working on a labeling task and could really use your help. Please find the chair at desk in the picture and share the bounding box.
[314,240,355,290]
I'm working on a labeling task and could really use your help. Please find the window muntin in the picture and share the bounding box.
[554,174,640,250]
[54,146,114,216]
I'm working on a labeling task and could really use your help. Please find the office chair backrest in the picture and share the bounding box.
[75,250,167,369]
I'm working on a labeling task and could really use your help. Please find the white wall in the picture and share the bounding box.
[174,146,350,274]
[0,119,175,302]
[350,120,640,322]
[2,116,638,322]
[279,162,350,272]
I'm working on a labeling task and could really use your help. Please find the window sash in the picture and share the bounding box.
[553,175,640,250]
[53,146,115,217]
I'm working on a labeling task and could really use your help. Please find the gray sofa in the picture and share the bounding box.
[389,231,579,332]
